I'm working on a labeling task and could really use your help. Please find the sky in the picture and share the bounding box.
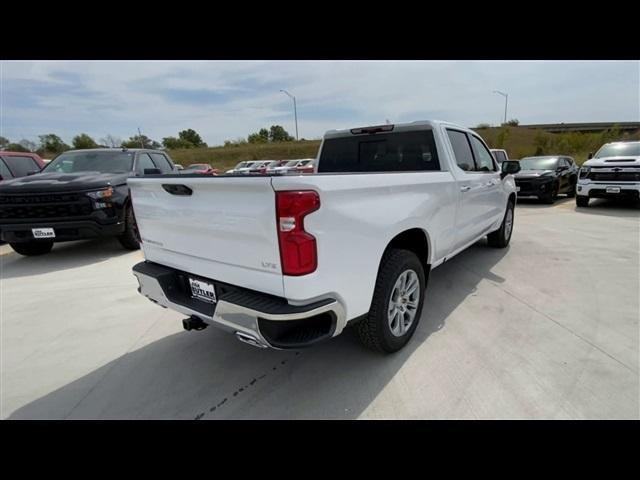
[1,60,638,147]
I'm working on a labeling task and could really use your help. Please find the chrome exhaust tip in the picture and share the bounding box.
[235,331,268,349]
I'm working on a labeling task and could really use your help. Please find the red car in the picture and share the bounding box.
[180,163,220,175]
[0,151,46,181]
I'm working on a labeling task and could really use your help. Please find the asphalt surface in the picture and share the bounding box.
[1,197,639,419]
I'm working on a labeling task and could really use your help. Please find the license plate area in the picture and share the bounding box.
[606,186,620,194]
[32,228,55,239]
[189,277,217,304]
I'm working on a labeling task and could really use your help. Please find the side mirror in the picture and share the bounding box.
[144,168,162,175]
[588,152,593,159]
[501,160,521,179]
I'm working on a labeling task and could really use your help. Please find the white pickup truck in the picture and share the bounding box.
[129,121,520,353]
[576,141,640,207]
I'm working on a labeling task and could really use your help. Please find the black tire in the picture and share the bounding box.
[356,249,426,353]
[118,205,141,250]
[566,177,577,197]
[10,241,53,256]
[487,200,515,248]
[542,182,559,204]
[576,195,589,208]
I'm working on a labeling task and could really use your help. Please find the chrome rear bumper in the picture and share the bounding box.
[132,261,346,349]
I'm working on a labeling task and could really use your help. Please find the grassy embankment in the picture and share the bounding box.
[166,126,640,170]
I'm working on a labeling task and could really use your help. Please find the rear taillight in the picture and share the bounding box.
[275,190,320,276]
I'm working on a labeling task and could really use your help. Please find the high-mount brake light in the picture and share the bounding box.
[350,124,395,135]
[275,190,320,276]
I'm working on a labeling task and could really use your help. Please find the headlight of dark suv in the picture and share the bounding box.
[579,166,590,179]
[87,187,114,209]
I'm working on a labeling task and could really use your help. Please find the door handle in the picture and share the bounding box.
[460,186,471,192]
[162,184,193,196]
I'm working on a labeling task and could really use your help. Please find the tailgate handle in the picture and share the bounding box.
[162,184,193,196]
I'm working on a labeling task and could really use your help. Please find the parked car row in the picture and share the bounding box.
[226,159,315,175]
[494,142,640,207]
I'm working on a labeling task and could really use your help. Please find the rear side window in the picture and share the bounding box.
[136,153,156,174]
[446,130,475,172]
[469,136,497,172]
[2,156,40,177]
[150,153,173,173]
[318,130,440,173]
[1,158,15,179]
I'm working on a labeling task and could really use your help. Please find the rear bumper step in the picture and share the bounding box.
[132,261,346,349]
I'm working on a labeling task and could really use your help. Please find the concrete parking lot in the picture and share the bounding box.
[1,198,638,419]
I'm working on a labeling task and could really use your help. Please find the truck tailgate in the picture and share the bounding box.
[128,176,284,297]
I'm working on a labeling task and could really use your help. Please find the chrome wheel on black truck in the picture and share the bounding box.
[357,249,426,353]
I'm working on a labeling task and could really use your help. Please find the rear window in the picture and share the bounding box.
[318,130,440,173]
[2,155,40,177]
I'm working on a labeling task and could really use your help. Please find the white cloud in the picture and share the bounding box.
[1,60,638,146]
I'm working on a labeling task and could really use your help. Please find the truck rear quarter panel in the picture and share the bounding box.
[271,171,458,321]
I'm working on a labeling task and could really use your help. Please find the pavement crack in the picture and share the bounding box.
[193,351,301,420]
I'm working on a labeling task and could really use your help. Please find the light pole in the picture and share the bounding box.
[280,89,299,140]
[493,90,508,125]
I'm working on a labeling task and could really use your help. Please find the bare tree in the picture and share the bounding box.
[19,139,37,152]
[100,134,122,148]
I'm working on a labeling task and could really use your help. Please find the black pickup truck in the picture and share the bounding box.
[0,148,177,256]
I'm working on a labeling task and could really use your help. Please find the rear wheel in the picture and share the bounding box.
[566,177,577,197]
[356,249,426,353]
[10,241,53,256]
[576,195,590,207]
[487,200,514,248]
[118,205,141,250]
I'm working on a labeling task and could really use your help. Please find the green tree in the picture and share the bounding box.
[72,133,99,149]
[6,143,29,152]
[0,136,9,149]
[38,134,70,154]
[503,118,519,126]
[178,129,207,148]
[162,136,194,149]
[248,128,270,144]
[121,135,161,149]
[269,125,294,142]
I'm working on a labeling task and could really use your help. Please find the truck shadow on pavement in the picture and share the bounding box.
[0,238,134,280]
[515,196,574,208]
[7,240,509,420]
[572,199,640,218]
